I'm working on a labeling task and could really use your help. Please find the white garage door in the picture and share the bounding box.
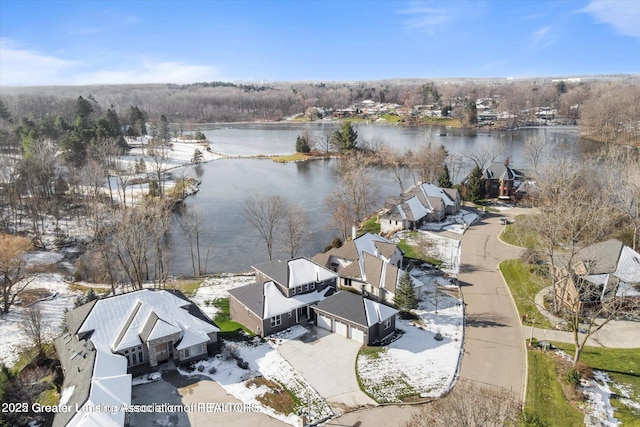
[350,327,365,344]
[335,320,348,336]
[317,314,332,331]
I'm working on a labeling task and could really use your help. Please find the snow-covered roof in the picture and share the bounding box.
[364,298,398,327]
[68,290,218,426]
[263,281,331,318]
[420,183,455,207]
[288,258,338,287]
[405,195,431,220]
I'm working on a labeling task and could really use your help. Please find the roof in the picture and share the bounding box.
[482,162,524,182]
[253,257,337,289]
[420,183,456,207]
[229,280,333,320]
[314,291,398,328]
[60,289,218,427]
[574,240,640,297]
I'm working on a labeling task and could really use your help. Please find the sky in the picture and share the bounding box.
[0,0,639,86]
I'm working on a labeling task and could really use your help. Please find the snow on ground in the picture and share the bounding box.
[0,273,81,368]
[190,274,256,319]
[581,371,620,427]
[179,330,332,426]
[421,208,480,235]
[393,229,461,275]
[357,285,463,403]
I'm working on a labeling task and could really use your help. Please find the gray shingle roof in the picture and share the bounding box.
[314,291,368,327]
[253,259,288,287]
[228,282,265,318]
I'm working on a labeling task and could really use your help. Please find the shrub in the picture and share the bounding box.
[208,366,217,375]
[564,368,581,387]
[237,359,249,370]
[197,364,205,372]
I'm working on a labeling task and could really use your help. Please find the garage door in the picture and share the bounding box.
[350,327,365,344]
[317,314,332,331]
[335,321,348,337]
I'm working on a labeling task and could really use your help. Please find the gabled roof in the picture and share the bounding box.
[61,289,218,427]
[314,291,397,328]
[253,257,337,289]
[420,183,456,207]
[229,280,333,320]
[482,162,524,181]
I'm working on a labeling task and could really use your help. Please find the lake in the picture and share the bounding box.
[168,122,582,276]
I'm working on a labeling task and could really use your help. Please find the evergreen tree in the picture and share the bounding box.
[331,121,358,152]
[438,164,453,188]
[394,271,418,313]
[192,148,204,164]
[465,165,484,201]
[295,134,311,153]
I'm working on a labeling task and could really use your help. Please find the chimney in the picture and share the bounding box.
[505,157,510,167]
[352,225,357,240]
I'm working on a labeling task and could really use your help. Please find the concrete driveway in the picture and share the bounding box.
[278,327,377,415]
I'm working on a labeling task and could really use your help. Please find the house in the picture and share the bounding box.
[555,239,640,314]
[228,257,338,337]
[379,183,461,233]
[312,233,424,304]
[53,289,219,427]
[481,159,525,200]
[314,291,398,345]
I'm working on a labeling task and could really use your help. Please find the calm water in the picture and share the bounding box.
[168,123,581,276]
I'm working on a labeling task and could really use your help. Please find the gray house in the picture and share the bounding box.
[228,257,339,337]
[54,289,218,427]
[314,291,398,345]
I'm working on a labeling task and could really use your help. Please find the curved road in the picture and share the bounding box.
[328,212,527,425]
[457,212,526,400]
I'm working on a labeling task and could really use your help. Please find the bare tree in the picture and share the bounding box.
[463,139,506,170]
[22,303,45,357]
[520,156,613,313]
[522,134,551,176]
[0,234,33,314]
[405,379,522,427]
[325,190,356,242]
[335,152,378,224]
[180,206,211,276]
[408,141,447,185]
[377,144,409,193]
[243,194,285,261]
[278,203,310,259]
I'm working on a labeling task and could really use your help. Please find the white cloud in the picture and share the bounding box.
[582,0,640,38]
[532,26,555,48]
[398,1,465,34]
[0,39,221,86]
[76,61,220,85]
[0,39,80,86]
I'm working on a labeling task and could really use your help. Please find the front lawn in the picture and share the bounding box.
[553,343,640,425]
[526,349,584,426]
[500,259,551,329]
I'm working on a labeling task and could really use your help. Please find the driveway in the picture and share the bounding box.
[278,327,377,415]
[457,212,527,400]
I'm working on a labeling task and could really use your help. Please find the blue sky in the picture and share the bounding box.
[1,0,638,86]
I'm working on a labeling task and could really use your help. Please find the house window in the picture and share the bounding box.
[303,284,308,292]
[271,315,281,327]
[197,344,204,354]
[184,347,190,358]
[132,353,137,365]
[289,311,293,318]
[291,287,296,295]
[384,318,392,329]
[310,283,316,290]
[138,351,144,363]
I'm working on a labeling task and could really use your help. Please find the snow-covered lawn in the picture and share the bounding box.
[190,274,256,319]
[421,208,480,235]
[393,229,462,275]
[0,273,81,368]
[179,328,332,426]
[357,284,463,403]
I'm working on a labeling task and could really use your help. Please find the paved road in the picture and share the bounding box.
[457,212,527,400]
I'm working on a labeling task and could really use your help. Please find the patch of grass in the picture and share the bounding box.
[526,349,584,426]
[212,298,255,335]
[270,153,312,163]
[247,377,297,414]
[500,259,552,329]
[552,343,640,425]
[379,113,403,124]
[359,346,387,360]
[68,283,111,296]
[500,215,540,248]
[37,387,59,406]
[166,279,202,297]
[418,117,462,127]
[359,216,380,235]
[397,239,443,266]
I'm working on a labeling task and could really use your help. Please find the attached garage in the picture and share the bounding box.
[349,326,365,344]
[334,320,348,337]
[317,314,332,331]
